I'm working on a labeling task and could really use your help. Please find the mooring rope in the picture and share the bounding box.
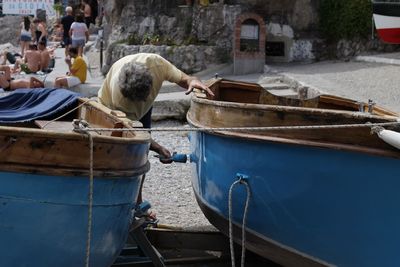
[77,121,400,133]
[228,175,251,267]
[81,128,94,267]
[41,99,97,129]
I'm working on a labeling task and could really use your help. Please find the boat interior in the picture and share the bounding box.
[203,79,398,117]
[0,98,139,138]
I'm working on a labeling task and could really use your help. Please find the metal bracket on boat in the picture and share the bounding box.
[236,173,250,183]
[72,119,90,133]
[357,102,364,112]
[368,99,376,113]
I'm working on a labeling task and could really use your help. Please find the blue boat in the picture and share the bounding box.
[187,79,400,267]
[0,89,150,267]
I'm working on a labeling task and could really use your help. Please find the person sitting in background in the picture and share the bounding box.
[38,41,51,72]
[0,65,44,90]
[14,43,41,74]
[54,47,87,88]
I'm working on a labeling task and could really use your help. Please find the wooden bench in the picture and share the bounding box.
[35,120,74,132]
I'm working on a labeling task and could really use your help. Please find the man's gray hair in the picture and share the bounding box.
[118,62,153,102]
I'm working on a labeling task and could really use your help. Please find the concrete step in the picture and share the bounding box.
[260,82,290,90]
[267,88,298,98]
[66,83,101,97]
[258,76,283,84]
[88,34,98,42]
[152,92,191,121]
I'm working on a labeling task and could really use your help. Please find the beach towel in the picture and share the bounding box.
[0,88,80,123]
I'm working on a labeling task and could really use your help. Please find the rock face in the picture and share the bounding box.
[0,16,23,47]
[101,1,321,71]
[99,0,399,73]
[103,44,223,75]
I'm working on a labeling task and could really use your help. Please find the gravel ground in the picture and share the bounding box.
[141,58,400,230]
[273,60,400,113]
[141,119,214,230]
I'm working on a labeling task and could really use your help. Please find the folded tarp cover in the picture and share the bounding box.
[0,88,80,123]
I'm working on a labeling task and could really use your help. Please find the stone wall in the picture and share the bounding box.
[104,44,224,74]
[99,0,400,73]
[0,16,23,47]
[101,0,320,70]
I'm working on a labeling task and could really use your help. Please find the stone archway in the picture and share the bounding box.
[233,13,266,75]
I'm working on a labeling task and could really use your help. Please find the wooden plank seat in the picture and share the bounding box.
[34,120,128,137]
[35,120,74,132]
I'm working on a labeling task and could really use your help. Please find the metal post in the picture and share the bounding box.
[99,28,103,70]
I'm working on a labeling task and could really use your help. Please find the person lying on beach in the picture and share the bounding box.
[0,65,44,90]
[14,43,41,74]
[1,51,23,65]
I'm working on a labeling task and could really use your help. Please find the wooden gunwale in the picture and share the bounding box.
[187,96,400,159]
[319,94,398,116]
[0,124,149,143]
[205,78,399,117]
[192,96,399,121]
[0,161,150,178]
[0,98,151,176]
[187,117,400,159]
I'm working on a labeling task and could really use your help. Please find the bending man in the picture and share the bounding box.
[97,53,214,161]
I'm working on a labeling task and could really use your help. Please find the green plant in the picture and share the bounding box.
[53,3,63,15]
[183,35,199,45]
[127,34,140,45]
[160,36,177,46]
[319,0,372,41]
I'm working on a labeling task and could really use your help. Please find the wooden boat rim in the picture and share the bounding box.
[0,125,150,144]
[0,161,150,178]
[187,115,400,159]
[191,96,400,121]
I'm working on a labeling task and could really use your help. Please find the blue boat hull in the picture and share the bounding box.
[0,171,144,267]
[190,131,400,267]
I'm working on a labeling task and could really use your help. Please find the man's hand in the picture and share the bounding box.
[185,78,215,97]
[150,139,172,164]
[157,146,173,164]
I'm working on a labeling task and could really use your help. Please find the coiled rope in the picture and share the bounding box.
[228,175,251,267]
[41,99,97,129]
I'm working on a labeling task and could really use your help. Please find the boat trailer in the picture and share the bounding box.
[111,217,280,267]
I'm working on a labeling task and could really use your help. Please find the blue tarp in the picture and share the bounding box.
[0,88,81,123]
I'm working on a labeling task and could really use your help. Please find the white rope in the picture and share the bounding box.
[77,121,400,133]
[41,99,97,129]
[84,132,94,267]
[228,176,251,267]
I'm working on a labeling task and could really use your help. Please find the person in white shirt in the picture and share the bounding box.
[69,13,89,57]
